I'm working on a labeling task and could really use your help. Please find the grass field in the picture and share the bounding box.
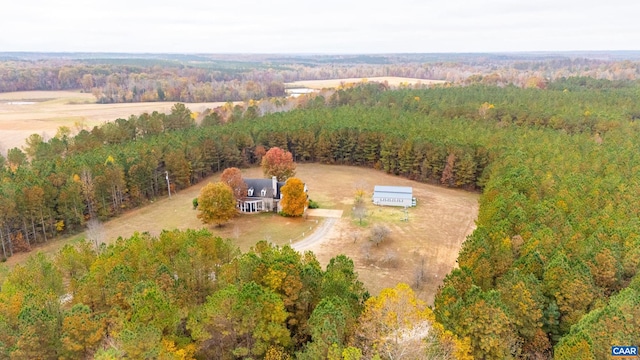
[4,164,478,304]
[287,164,478,304]
[0,91,226,153]
[3,166,319,266]
[285,76,446,90]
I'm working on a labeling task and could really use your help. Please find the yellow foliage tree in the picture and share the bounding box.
[554,333,595,360]
[160,339,196,360]
[478,102,495,120]
[197,182,237,227]
[264,346,292,360]
[354,283,471,360]
[60,304,105,359]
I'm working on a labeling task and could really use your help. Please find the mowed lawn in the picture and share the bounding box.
[3,166,320,267]
[3,164,479,304]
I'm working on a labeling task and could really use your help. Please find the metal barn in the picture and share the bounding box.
[372,186,415,207]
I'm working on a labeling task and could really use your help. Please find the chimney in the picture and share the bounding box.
[272,176,277,198]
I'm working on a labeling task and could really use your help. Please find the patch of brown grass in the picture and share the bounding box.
[287,164,478,304]
[0,90,226,152]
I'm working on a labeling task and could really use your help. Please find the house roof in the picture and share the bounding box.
[373,186,413,200]
[244,178,285,199]
[373,186,412,194]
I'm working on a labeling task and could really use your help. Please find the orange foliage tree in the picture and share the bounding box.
[220,167,248,200]
[280,178,307,217]
[261,147,296,181]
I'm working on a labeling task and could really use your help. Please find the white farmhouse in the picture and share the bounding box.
[372,186,416,207]
[237,176,308,213]
[238,176,284,213]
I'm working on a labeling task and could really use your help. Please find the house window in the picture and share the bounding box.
[248,188,254,196]
[261,189,267,197]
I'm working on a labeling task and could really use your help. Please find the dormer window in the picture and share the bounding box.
[261,189,267,197]
[248,188,254,196]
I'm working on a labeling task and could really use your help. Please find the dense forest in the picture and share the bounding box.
[0,230,468,359]
[1,79,640,358]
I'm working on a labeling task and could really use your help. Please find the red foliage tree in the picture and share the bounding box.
[261,147,296,181]
[220,167,248,200]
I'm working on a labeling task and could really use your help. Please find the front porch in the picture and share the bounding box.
[238,199,265,213]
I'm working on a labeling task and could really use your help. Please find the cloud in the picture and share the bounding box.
[2,0,639,53]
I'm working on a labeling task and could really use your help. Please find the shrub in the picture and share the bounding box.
[370,224,390,246]
[308,199,320,209]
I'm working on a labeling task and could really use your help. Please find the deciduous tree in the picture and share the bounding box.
[261,147,296,181]
[354,283,469,360]
[187,282,291,358]
[353,182,367,225]
[221,167,248,200]
[197,182,237,227]
[60,304,104,359]
[370,224,390,247]
[280,178,307,217]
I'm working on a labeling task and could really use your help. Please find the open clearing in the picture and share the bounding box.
[3,166,321,267]
[4,164,478,304]
[285,76,446,90]
[0,90,226,153]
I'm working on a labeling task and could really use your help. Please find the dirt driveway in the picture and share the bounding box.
[293,217,338,252]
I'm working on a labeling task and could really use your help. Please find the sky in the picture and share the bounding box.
[2,0,639,53]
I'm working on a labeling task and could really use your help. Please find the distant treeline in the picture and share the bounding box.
[1,81,640,358]
[2,55,640,103]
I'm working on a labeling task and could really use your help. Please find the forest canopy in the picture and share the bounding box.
[1,79,640,358]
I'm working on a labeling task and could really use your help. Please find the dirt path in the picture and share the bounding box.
[293,217,338,252]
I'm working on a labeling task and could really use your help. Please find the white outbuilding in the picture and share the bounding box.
[372,186,416,207]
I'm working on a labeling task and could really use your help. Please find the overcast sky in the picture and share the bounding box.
[2,0,639,53]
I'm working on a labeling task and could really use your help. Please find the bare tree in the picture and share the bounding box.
[361,241,373,264]
[350,230,361,244]
[440,152,456,186]
[370,224,390,247]
[350,180,369,224]
[382,249,399,268]
[86,218,105,251]
[353,197,367,225]
[413,256,427,289]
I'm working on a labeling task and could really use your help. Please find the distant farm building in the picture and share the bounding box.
[285,88,317,97]
[372,186,416,207]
